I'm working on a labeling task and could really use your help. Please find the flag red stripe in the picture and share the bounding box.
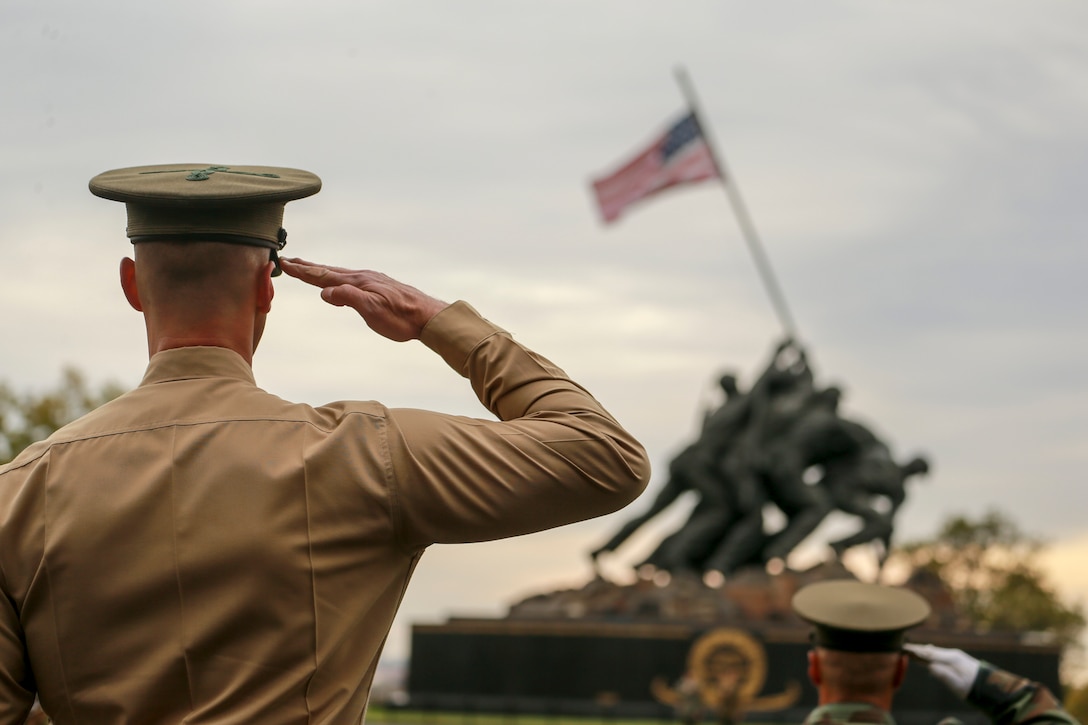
[590,114,721,223]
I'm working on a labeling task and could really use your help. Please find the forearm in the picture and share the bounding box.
[422,302,644,455]
[423,302,607,418]
[968,664,1079,725]
[398,301,650,545]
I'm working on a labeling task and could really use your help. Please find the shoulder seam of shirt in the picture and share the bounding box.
[1,411,391,475]
[369,411,412,554]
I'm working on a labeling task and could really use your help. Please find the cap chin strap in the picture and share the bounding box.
[129,228,288,276]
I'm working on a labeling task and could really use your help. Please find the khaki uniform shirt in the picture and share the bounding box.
[0,302,649,724]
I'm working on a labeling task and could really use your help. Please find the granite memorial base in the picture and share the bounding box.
[406,569,1062,724]
[407,618,1060,724]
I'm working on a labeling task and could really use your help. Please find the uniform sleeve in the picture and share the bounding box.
[390,301,651,548]
[967,664,1081,725]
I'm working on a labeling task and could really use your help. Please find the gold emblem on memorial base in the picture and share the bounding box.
[652,628,801,713]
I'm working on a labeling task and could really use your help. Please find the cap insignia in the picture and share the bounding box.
[138,165,282,182]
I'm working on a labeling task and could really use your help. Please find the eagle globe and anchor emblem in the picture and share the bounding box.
[651,628,801,718]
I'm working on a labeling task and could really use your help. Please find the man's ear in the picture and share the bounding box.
[256,261,275,313]
[807,650,822,687]
[891,653,908,690]
[120,257,143,311]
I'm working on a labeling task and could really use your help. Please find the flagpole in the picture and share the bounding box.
[673,65,800,341]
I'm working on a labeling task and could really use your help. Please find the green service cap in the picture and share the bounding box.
[791,580,931,653]
[89,164,322,275]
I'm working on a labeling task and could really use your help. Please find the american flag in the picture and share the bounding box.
[591,112,721,224]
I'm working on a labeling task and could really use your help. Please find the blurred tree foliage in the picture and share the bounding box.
[0,368,125,465]
[1065,681,1088,722]
[892,510,1085,654]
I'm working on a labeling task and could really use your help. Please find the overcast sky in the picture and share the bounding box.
[4,1,1087,668]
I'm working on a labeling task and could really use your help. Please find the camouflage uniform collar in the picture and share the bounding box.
[803,702,897,725]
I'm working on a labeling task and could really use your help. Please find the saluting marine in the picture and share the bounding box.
[0,164,650,723]
[792,580,1080,725]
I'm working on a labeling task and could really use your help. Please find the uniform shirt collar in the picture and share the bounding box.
[140,346,256,387]
[803,703,896,725]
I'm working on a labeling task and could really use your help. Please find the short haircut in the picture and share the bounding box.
[134,241,269,313]
[815,647,903,698]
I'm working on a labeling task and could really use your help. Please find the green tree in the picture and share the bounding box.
[1066,680,1088,722]
[0,368,125,464]
[892,510,1085,652]
[1061,679,1088,718]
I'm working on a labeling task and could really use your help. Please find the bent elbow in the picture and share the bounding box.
[608,436,653,510]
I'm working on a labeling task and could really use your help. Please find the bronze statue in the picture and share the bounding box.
[591,338,929,580]
[590,373,750,572]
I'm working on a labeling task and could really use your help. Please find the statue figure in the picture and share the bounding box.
[818,438,930,564]
[590,337,928,582]
[590,373,749,571]
[592,339,807,574]
[696,341,819,576]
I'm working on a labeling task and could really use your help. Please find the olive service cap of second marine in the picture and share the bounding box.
[791,580,931,653]
[89,164,322,275]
